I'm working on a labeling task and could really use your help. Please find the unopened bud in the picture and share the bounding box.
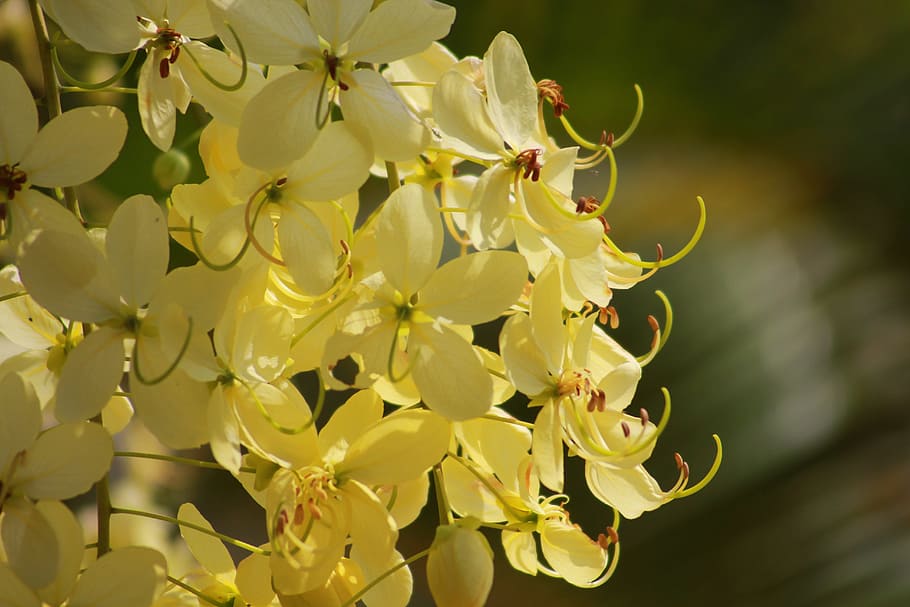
[427,523,493,607]
[152,148,192,191]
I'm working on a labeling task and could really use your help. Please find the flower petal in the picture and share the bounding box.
[67,546,167,607]
[342,69,430,162]
[0,61,37,165]
[419,250,527,326]
[499,313,552,397]
[483,32,538,149]
[409,323,492,421]
[23,106,126,187]
[137,52,178,152]
[43,0,139,53]
[337,409,450,486]
[346,0,455,64]
[540,520,607,586]
[35,500,83,606]
[531,403,564,492]
[208,0,320,65]
[432,70,502,158]
[54,326,125,423]
[179,42,265,127]
[235,553,274,606]
[0,562,40,607]
[277,204,337,296]
[208,387,242,474]
[0,498,58,589]
[307,0,371,49]
[238,69,325,170]
[0,373,41,478]
[12,421,113,500]
[530,263,566,376]
[130,368,210,449]
[106,195,168,309]
[318,389,384,466]
[177,503,234,579]
[283,121,372,201]
[585,462,668,519]
[375,183,442,296]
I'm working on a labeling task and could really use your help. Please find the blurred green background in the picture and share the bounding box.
[3,0,909,605]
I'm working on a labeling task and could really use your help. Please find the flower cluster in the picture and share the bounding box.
[0,2,719,607]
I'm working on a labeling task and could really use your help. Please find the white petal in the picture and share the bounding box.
[177,503,234,578]
[208,387,242,474]
[17,228,120,323]
[283,121,372,201]
[68,546,167,607]
[12,421,113,500]
[375,183,442,296]
[432,70,502,158]
[0,561,40,607]
[35,500,83,606]
[54,327,125,423]
[231,305,292,383]
[0,61,37,165]
[342,70,430,162]
[167,0,215,38]
[23,106,127,187]
[530,263,566,376]
[483,32,538,149]
[277,204,337,296]
[238,69,325,170]
[520,180,603,259]
[409,323,493,421]
[585,462,668,519]
[106,195,168,308]
[531,403,564,492]
[308,0,371,49]
[347,0,455,64]
[208,0,320,65]
[45,0,139,53]
[499,313,552,397]
[419,251,527,326]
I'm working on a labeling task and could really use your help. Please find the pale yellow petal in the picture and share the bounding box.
[68,546,167,607]
[432,70,502,158]
[318,389,384,466]
[0,266,60,350]
[529,263,564,376]
[426,525,493,607]
[457,409,532,494]
[342,70,430,162]
[418,250,527,325]
[17,228,120,323]
[231,305,293,383]
[0,562,40,607]
[23,106,126,187]
[167,0,215,38]
[179,42,265,127]
[208,387,242,474]
[235,553,274,606]
[208,0,320,65]
[379,474,428,530]
[0,61,37,165]
[0,373,41,477]
[277,204,337,296]
[13,421,113,500]
[539,520,607,586]
[337,409,450,486]
[499,313,552,397]
[238,69,324,170]
[375,183,442,296]
[100,395,133,436]
[283,121,372,201]
[35,500,83,606]
[585,462,668,519]
[138,52,177,152]
[501,530,538,576]
[346,0,455,64]
[345,480,397,569]
[150,263,242,332]
[483,32,538,149]
[349,548,412,607]
[0,498,58,589]
[46,0,138,53]
[54,326,125,423]
[531,403,564,492]
[106,195,168,308]
[177,503,235,579]
[440,457,506,522]
[465,164,515,250]
[130,368,210,449]
[409,323,492,421]
[520,180,602,259]
[307,0,371,49]
[385,41,457,113]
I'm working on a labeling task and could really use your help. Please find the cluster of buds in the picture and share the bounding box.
[0,2,719,607]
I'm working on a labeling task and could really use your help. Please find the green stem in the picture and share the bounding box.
[110,507,269,555]
[0,291,27,303]
[385,161,400,194]
[432,463,452,525]
[60,86,138,95]
[114,450,256,473]
[27,0,78,215]
[96,468,112,556]
[167,576,229,607]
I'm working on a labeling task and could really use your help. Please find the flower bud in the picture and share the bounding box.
[426,523,493,607]
[152,149,191,190]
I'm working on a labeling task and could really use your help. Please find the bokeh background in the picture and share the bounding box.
[2,1,909,605]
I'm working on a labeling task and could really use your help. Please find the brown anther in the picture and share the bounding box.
[293,503,304,525]
[598,131,615,147]
[575,195,610,232]
[605,132,615,147]
[169,46,180,64]
[323,50,348,91]
[656,243,664,261]
[159,57,170,78]
[275,177,288,187]
[621,421,631,438]
[308,500,323,520]
[647,314,659,333]
[1,164,28,200]
[682,462,690,479]
[340,239,350,255]
[314,486,329,502]
[674,452,684,469]
[640,407,649,426]
[606,526,619,544]
[597,533,611,549]
[515,148,542,181]
[536,79,570,117]
[346,263,353,279]
[275,517,285,535]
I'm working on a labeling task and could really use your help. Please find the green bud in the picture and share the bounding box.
[152,149,191,190]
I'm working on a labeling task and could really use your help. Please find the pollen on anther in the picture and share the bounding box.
[621,421,631,438]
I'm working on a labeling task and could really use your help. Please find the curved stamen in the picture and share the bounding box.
[51,48,137,90]
[675,434,723,498]
[244,186,284,266]
[131,316,194,385]
[603,196,706,269]
[559,84,643,151]
[387,317,416,383]
[635,314,661,366]
[181,24,248,92]
[238,371,324,435]
[189,215,250,271]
